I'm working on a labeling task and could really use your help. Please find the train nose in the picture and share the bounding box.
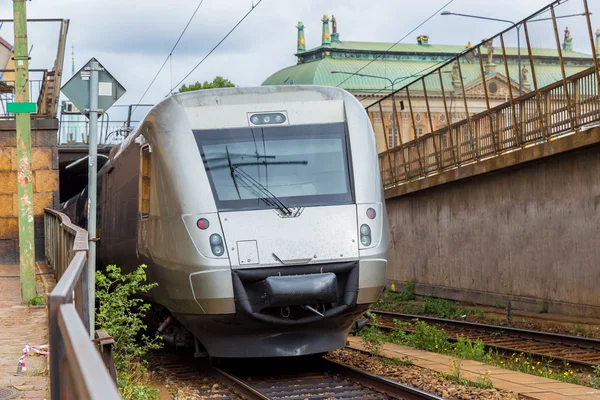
[265,273,338,315]
[232,262,359,324]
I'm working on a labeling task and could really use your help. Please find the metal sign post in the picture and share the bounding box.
[61,58,125,337]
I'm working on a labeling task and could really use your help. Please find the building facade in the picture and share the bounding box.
[263,15,598,154]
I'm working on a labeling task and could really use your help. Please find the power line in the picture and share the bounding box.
[335,0,457,90]
[133,0,206,114]
[167,0,264,95]
[358,54,459,106]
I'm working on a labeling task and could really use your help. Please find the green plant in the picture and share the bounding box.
[359,324,386,357]
[453,337,486,360]
[538,302,549,314]
[404,320,450,353]
[29,295,45,306]
[381,356,413,366]
[592,365,600,388]
[574,324,587,335]
[419,298,484,319]
[96,264,162,400]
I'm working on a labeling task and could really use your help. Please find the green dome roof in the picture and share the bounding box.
[262,40,594,93]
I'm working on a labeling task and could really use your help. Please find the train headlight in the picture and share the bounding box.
[210,234,222,246]
[360,235,371,246]
[212,245,225,257]
[360,224,371,236]
[209,234,225,256]
[360,224,372,247]
[248,112,287,125]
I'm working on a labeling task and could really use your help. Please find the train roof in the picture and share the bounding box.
[114,85,359,158]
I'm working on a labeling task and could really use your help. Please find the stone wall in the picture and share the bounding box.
[385,128,600,318]
[0,119,59,264]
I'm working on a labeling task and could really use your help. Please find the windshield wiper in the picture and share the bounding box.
[226,147,242,200]
[232,166,292,216]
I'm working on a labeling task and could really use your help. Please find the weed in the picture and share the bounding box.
[443,360,495,389]
[592,365,600,388]
[453,336,486,360]
[574,324,587,335]
[96,264,162,400]
[404,320,450,353]
[29,295,45,306]
[420,298,484,319]
[538,303,549,314]
[359,323,386,357]
[376,280,416,309]
[381,356,413,366]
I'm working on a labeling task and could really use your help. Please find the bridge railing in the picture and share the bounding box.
[44,208,121,400]
[367,0,600,188]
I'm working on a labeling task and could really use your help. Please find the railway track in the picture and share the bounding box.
[154,350,443,399]
[372,310,600,369]
[214,357,444,400]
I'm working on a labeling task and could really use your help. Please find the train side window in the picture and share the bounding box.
[139,144,151,219]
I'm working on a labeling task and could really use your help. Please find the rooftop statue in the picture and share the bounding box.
[486,39,494,65]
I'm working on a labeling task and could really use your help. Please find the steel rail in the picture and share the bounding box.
[213,366,272,400]
[372,310,600,367]
[323,359,445,400]
[214,357,443,400]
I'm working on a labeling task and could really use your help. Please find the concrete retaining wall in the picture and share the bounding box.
[386,129,600,318]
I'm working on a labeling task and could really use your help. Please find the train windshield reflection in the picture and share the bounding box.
[194,122,354,211]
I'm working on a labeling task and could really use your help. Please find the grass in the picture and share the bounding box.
[363,320,593,387]
[375,288,485,320]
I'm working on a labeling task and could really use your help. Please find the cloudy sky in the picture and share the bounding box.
[0,0,598,121]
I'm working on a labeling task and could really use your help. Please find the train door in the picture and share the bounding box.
[138,142,151,257]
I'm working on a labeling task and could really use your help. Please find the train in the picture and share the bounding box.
[62,85,390,358]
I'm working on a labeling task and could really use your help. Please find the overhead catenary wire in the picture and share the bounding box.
[358,55,458,106]
[133,0,206,114]
[167,0,264,95]
[334,0,457,91]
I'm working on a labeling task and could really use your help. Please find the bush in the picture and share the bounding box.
[96,264,162,400]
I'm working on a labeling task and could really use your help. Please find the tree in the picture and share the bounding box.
[178,76,235,92]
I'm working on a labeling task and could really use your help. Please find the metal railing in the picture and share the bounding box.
[377,67,600,186]
[0,18,69,119]
[58,104,153,146]
[45,208,121,400]
[0,69,47,118]
[367,0,600,188]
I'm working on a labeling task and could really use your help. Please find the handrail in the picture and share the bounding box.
[45,208,121,400]
[377,66,600,187]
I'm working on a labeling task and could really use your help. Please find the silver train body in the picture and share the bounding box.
[68,86,389,357]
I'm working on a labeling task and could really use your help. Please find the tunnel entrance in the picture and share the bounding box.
[58,144,112,203]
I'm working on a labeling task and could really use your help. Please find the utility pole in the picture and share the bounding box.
[13,0,36,303]
[87,59,100,337]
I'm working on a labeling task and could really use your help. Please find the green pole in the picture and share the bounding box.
[13,0,36,303]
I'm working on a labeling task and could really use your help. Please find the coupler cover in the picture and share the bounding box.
[265,273,338,307]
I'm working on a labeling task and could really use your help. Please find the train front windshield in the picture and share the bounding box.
[194,122,354,211]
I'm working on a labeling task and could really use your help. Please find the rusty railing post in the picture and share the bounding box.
[478,44,498,154]
[549,7,576,131]
[405,86,424,176]
[500,33,522,147]
[422,79,440,170]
